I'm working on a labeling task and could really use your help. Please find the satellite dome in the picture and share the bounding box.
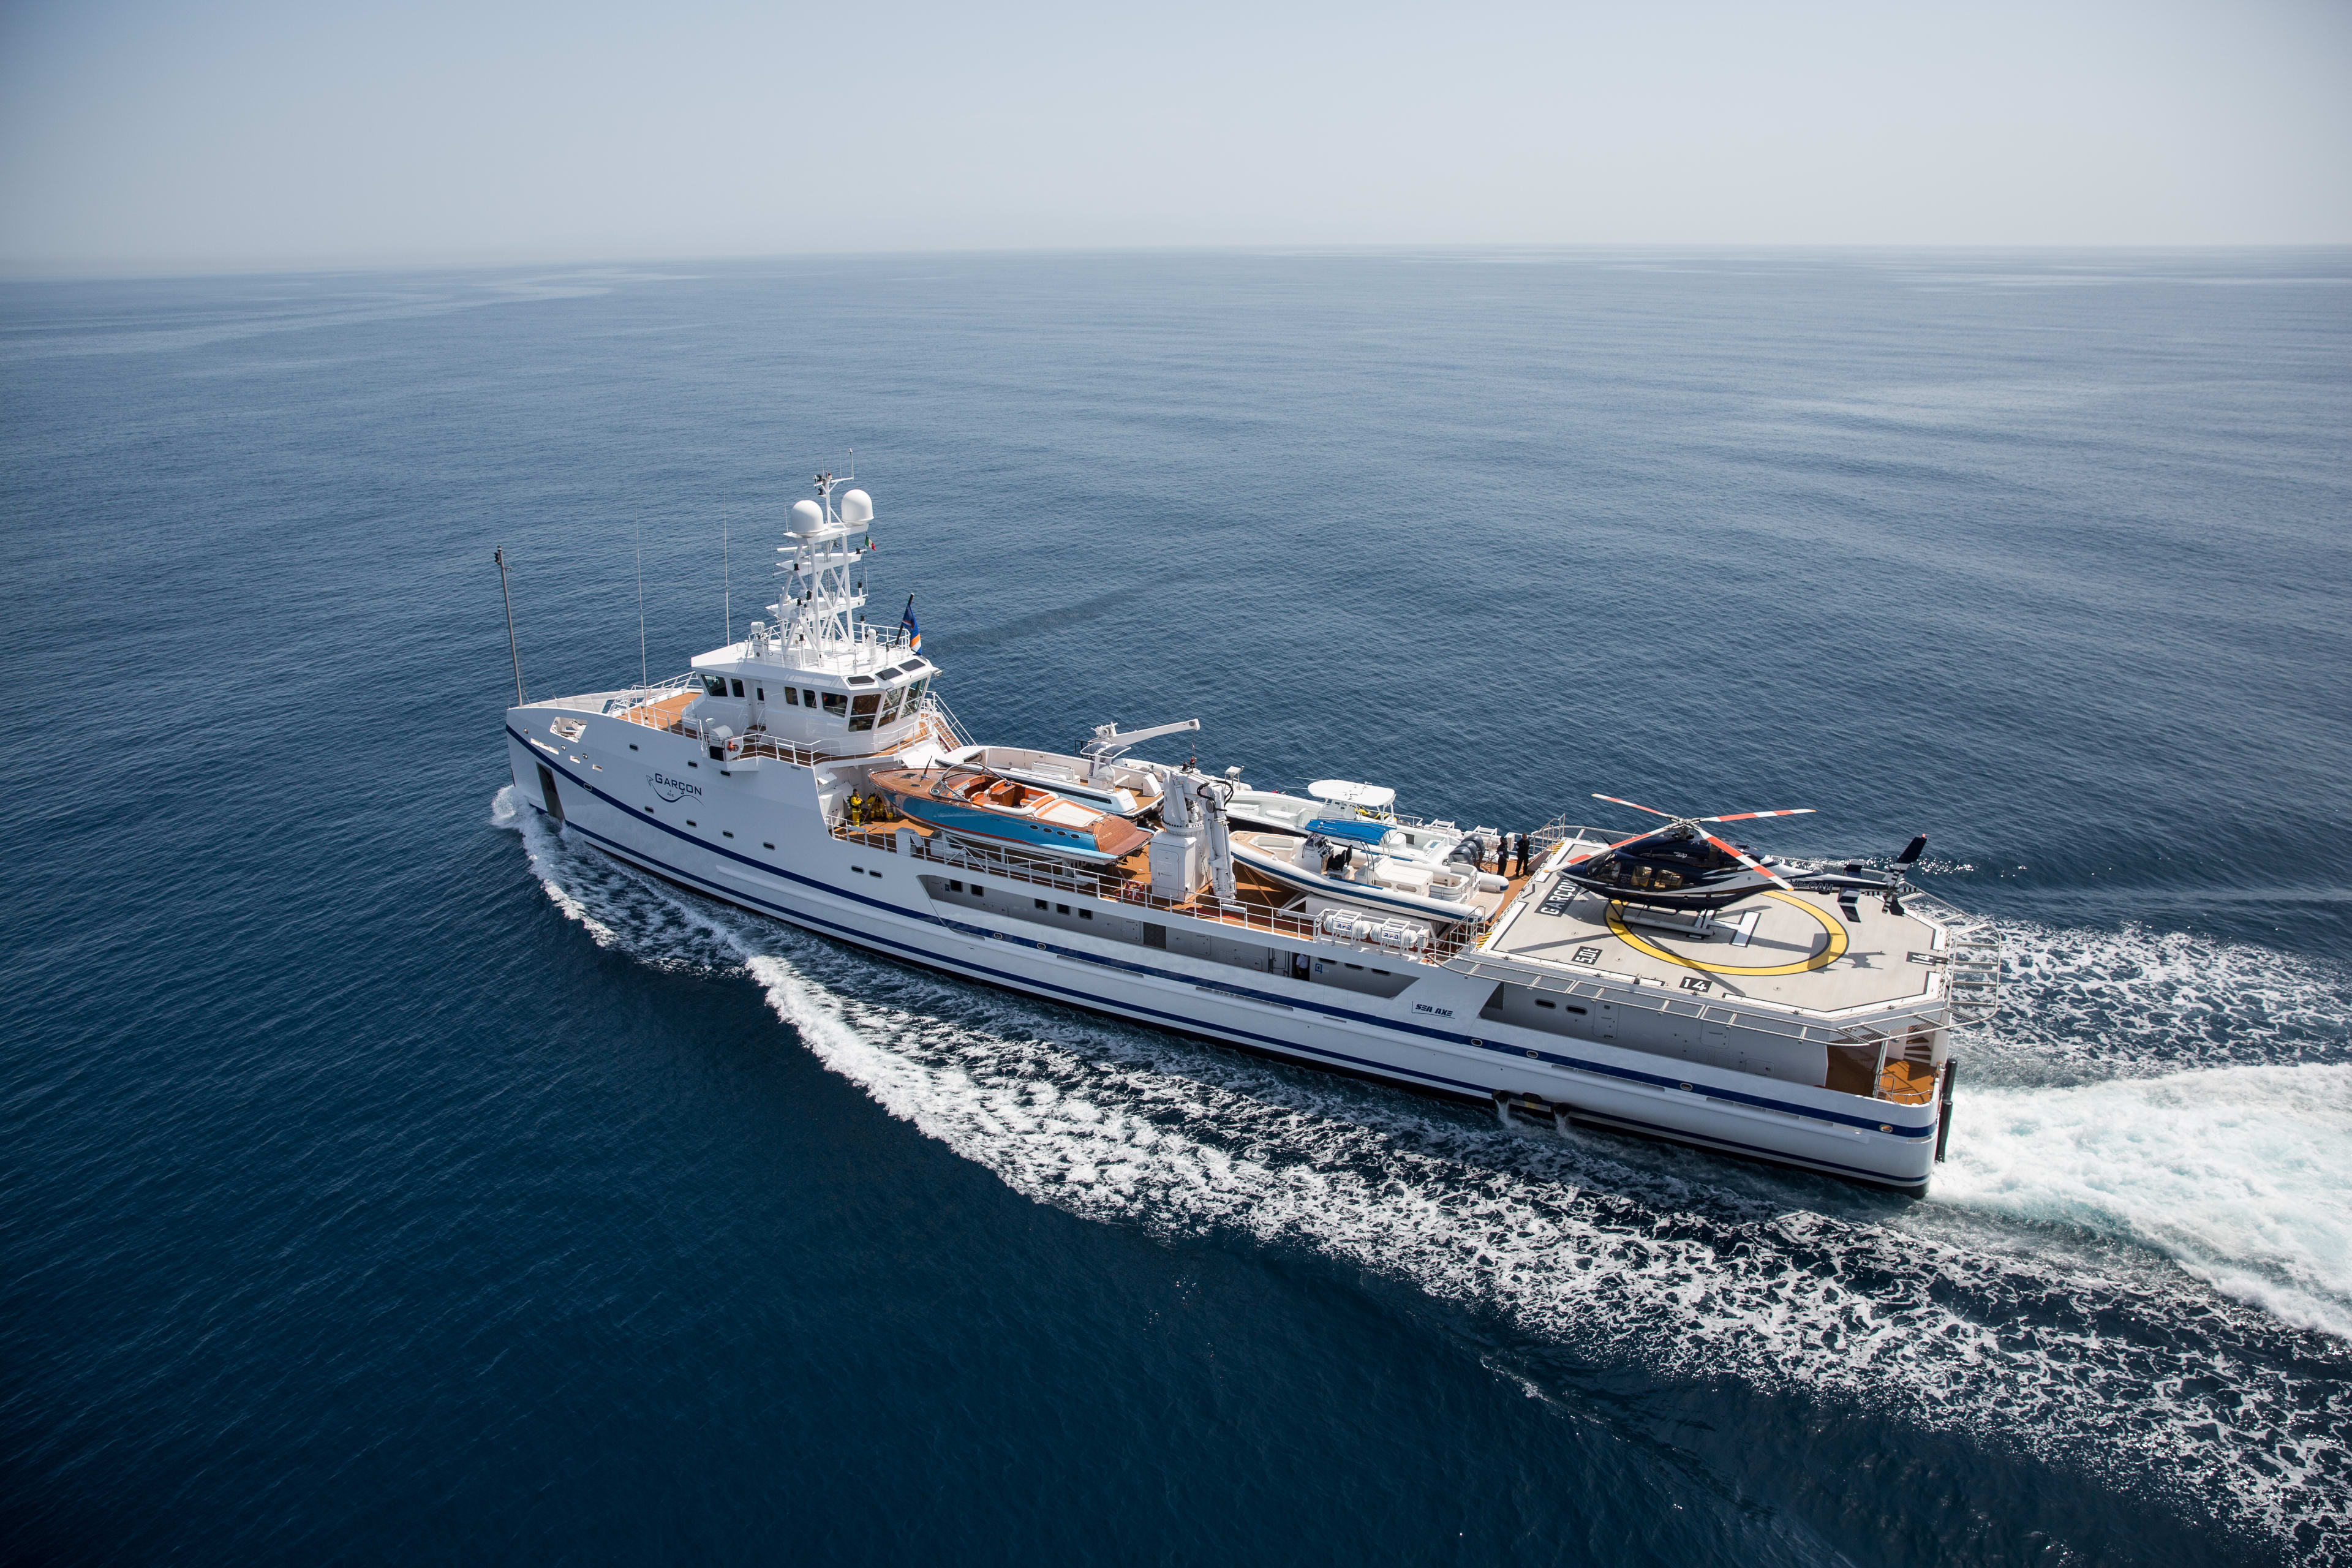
[838,488,873,527]
[790,499,824,533]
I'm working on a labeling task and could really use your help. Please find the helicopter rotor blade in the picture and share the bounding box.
[1699,809,1815,824]
[1705,832,1797,892]
[1591,793,1679,820]
[1567,826,1659,864]
[1895,834,1928,867]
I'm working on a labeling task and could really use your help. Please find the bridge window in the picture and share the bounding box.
[848,694,880,732]
[821,692,847,717]
[731,679,744,698]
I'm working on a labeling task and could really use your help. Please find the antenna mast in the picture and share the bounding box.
[493,546,524,706]
[635,522,649,690]
[721,485,731,646]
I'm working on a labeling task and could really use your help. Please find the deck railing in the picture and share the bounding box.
[831,820,1488,963]
[601,685,970,770]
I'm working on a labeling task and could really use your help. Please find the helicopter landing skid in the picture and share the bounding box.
[1615,902,1762,948]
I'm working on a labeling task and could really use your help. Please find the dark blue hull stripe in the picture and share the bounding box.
[511,730,1934,1145]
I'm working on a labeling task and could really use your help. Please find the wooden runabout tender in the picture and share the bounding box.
[867,767,1152,864]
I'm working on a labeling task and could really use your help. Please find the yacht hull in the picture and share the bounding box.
[507,715,1945,1193]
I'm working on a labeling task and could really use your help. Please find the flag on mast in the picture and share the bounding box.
[900,594,921,654]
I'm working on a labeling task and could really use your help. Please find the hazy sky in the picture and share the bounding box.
[4,0,2348,271]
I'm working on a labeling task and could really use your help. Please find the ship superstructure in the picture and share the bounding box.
[504,475,1999,1190]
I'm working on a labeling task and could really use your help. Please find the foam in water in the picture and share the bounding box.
[1935,1065,2352,1340]
[1980,919,2352,1084]
[499,794,2352,1555]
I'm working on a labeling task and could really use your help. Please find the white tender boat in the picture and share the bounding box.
[503,473,2000,1191]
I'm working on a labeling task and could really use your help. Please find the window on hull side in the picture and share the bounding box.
[785,688,799,706]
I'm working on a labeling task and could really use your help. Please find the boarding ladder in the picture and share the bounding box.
[1943,924,2003,1026]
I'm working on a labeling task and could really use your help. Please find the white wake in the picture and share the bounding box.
[1934,1063,2352,1339]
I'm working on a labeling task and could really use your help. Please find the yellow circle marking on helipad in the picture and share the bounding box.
[1604,889,1848,976]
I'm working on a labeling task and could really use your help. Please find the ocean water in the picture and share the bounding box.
[2,250,2349,1566]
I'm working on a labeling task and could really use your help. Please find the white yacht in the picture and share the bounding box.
[503,474,1999,1191]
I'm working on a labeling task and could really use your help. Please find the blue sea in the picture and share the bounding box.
[3,251,2349,1566]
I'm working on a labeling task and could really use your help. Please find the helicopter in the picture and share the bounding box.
[1556,794,1928,921]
